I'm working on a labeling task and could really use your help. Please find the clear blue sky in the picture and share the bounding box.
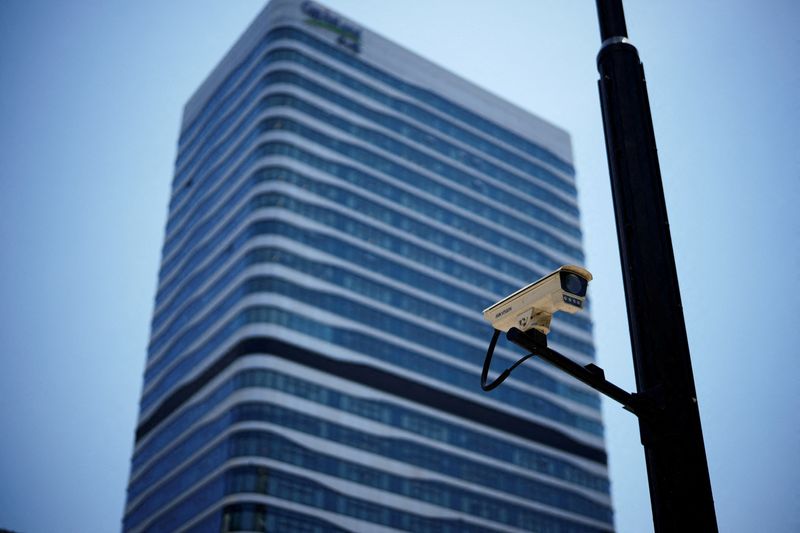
[1,1,797,532]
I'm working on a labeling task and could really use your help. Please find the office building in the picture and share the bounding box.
[123,0,613,531]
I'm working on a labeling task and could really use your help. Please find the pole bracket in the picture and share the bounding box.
[500,327,654,419]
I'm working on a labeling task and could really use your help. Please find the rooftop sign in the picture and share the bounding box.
[301,1,361,53]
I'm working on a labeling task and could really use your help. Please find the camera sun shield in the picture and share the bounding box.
[483,265,592,334]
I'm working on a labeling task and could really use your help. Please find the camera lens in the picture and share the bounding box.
[562,273,585,295]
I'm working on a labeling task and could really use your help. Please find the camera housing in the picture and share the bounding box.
[483,265,592,334]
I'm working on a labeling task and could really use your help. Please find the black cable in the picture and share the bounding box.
[481,329,539,391]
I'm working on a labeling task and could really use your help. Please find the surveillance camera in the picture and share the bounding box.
[483,265,592,334]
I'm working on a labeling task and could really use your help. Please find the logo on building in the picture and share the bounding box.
[301,1,361,53]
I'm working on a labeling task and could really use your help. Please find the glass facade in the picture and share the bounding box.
[124,1,612,531]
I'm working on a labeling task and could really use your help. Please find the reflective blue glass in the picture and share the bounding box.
[228,431,612,524]
[148,266,593,406]
[171,66,577,220]
[129,424,611,531]
[151,189,592,359]
[128,18,609,533]
[174,62,575,212]
[165,148,582,275]
[151,241,593,373]
[131,368,606,497]
[157,183,574,321]
[176,28,573,177]
[164,115,580,295]
[159,169,574,300]
[141,303,602,437]
[124,442,228,530]
[154,217,590,350]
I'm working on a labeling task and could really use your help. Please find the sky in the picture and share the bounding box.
[0,1,798,532]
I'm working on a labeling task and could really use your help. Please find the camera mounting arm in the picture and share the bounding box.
[485,327,652,419]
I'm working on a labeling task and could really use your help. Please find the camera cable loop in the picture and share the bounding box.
[480,328,538,392]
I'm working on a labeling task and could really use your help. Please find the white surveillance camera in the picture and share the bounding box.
[483,265,592,334]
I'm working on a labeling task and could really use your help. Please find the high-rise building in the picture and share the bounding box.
[123,1,612,531]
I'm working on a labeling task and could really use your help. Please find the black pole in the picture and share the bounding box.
[594,1,718,531]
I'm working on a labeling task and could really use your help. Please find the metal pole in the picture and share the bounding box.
[594,0,718,531]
